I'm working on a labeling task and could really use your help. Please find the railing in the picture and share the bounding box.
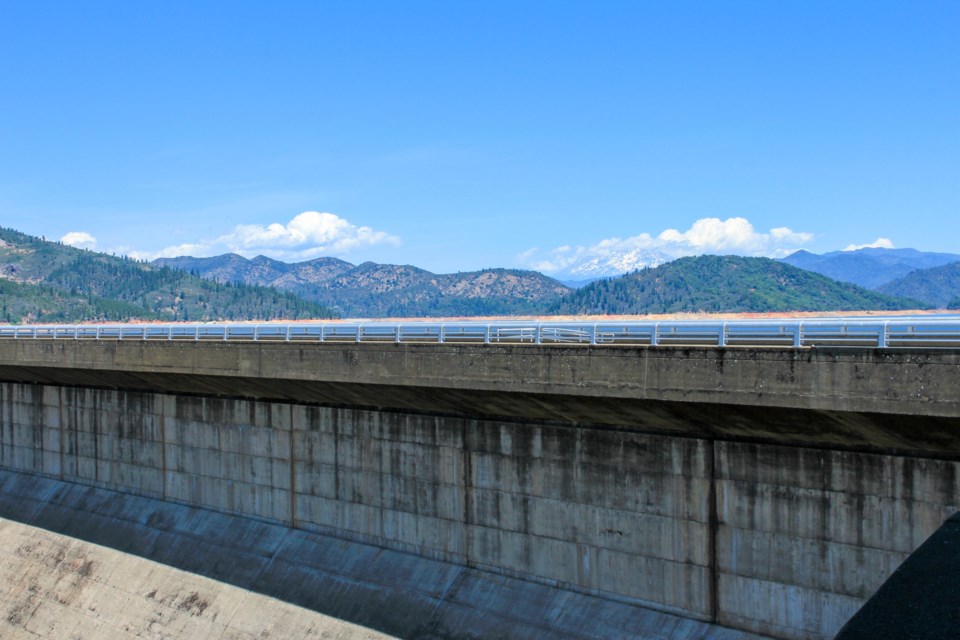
[2,317,960,349]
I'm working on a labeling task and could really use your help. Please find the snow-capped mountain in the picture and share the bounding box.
[552,248,674,282]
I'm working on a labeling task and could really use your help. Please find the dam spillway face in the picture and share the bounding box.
[0,340,959,639]
[0,511,395,640]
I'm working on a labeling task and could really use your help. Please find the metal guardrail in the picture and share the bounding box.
[2,318,960,349]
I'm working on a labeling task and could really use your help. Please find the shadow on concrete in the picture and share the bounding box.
[834,512,960,640]
[0,469,769,640]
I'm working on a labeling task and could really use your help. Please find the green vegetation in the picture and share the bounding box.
[292,267,567,317]
[0,279,151,323]
[158,253,571,318]
[550,255,927,315]
[0,226,935,322]
[876,262,960,308]
[0,227,335,323]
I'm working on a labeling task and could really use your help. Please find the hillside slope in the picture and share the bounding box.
[876,262,960,308]
[0,227,334,323]
[551,255,926,315]
[157,254,571,317]
[781,247,960,289]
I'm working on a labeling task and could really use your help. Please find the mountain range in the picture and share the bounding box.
[877,262,960,309]
[0,227,333,323]
[779,247,960,289]
[1,225,957,322]
[154,254,572,317]
[550,255,925,315]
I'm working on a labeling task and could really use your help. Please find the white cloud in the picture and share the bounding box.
[519,217,815,274]
[129,211,400,261]
[843,237,894,252]
[655,218,814,255]
[60,231,97,250]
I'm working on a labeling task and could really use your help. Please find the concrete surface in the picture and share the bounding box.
[0,516,393,640]
[1,341,959,457]
[832,512,960,640]
[0,469,768,640]
[3,379,958,639]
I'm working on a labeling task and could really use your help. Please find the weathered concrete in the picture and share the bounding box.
[2,375,959,639]
[0,469,766,640]
[833,512,960,639]
[0,514,393,640]
[1,341,959,458]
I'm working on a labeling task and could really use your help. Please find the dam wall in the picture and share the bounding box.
[3,380,958,639]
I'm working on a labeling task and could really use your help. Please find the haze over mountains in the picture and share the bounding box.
[877,262,960,309]
[548,244,960,294]
[780,247,960,289]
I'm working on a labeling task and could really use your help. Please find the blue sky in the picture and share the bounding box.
[1,1,957,274]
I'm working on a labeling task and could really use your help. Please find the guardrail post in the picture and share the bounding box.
[484,324,491,345]
[879,322,888,349]
[719,322,727,347]
[651,323,659,346]
[794,322,802,348]
[535,323,542,345]
[590,323,597,345]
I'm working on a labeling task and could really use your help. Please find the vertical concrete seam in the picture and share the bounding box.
[37,385,44,475]
[289,404,296,529]
[59,386,65,481]
[0,383,5,467]
[708,437,719,624]
[92,389,99,483]
[160,393,168,501]
[461,417,473,568]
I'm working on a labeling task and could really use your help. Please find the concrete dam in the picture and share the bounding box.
[1,323,959,639]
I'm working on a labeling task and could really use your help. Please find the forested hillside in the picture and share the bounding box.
[876,262,960,308]
[0,227,334,323]
[551,255,926,315]
[0,225,937,322]
[781,247,960,289]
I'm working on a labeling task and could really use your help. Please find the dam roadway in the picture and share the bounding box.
[0,321,959,639]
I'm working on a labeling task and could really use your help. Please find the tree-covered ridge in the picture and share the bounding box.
[0,225,934,321]
[780,247,960,289]
[876,261,960,308]
[0,279,153,324]
[551,255,927,315]
[0,226,335,323]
